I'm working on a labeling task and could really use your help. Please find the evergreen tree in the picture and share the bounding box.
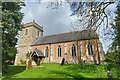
[113,2,120,66]
[106,1,120,67]
[114,2,120,51]
[2,2,24,65]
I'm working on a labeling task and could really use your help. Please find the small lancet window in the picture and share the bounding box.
[45,47,49,57]
[72,44,76,56]
[88,42,94,55]
[58,45,61,57]
[37,31,39,37]
[25,29,28,35]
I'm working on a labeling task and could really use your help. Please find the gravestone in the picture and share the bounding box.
[26,59,32,70]
[61,58,65,66]
[32,60,37,67]
[107,70,112,78]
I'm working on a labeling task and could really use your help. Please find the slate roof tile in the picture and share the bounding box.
[31,29,98,46]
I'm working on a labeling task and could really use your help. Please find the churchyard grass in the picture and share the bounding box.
[2,63,120,79]
[0,72,2,78]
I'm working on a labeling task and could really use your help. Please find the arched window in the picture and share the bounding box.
[88,42,93,55]
[45,47,49,57]
[25,29,28,35]
[58,45,61,57]
[72,44,76,56]
[37,31,39,37]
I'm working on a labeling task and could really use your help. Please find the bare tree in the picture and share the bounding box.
[46,1,115,30]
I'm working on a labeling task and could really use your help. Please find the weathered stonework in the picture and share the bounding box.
[14,21,43,65]
[15,21,105,65]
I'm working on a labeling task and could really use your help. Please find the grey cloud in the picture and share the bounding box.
[21,2,72,36]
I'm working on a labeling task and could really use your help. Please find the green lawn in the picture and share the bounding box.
[0,72,2,78]
[2,63,120,79]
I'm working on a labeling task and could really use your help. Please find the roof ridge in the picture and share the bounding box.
[41,29,95,38]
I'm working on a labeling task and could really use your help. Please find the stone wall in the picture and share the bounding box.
[14,22,43,65]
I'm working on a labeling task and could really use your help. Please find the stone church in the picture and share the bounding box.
[14,21,105,65]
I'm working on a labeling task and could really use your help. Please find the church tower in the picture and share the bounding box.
[14,20,43,65]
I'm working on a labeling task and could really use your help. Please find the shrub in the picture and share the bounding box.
[20,59,26,65]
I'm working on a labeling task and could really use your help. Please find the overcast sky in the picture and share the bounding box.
[21,1,117,52]
[21,1,73,36]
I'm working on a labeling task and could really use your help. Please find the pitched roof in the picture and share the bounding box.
[32,49,44,57]
[31,29,98,46]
